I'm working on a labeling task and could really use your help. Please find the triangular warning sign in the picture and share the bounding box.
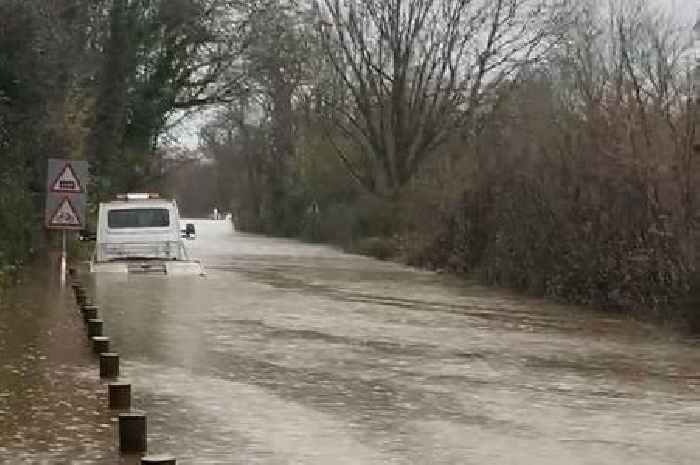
[50,163,82,193]
[48,197,81,227]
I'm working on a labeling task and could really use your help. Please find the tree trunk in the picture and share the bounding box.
[86,0,133,197]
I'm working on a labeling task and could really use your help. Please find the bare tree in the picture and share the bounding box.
[315,0,570,196]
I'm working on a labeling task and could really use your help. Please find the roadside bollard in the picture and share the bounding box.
[87,318,103,338]
[119,411,147,453]
[99,353,119,379]
[141,456,176,465]
[76,290,87,306]
[82,305,98,322]
[108,382,131,410]
[91,336,110,354]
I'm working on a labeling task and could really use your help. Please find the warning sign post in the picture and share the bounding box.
[45,159,88,231]
[45,159,89,287]
[48,197,82,228]
[50,163,83,193]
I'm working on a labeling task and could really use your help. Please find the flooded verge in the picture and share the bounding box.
[79,220,699,465]
[0,255,119,464]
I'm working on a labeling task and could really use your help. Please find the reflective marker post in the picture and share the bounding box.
[60,230,67,287]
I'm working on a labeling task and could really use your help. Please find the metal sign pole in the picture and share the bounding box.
[60,230,67,287]
[46,159,88,286]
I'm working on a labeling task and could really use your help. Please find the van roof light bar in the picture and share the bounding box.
[115,193,161,200]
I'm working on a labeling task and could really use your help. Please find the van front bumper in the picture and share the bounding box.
[90,260,205,276]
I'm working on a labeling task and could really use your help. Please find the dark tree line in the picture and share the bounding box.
[3,0,700,326]
[0,0,242,272]
[198,0,700,326]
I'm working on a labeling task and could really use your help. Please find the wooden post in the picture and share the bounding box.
[119,411,147,453]
[108,382,131,410]
[76,290,87,306]
[87,318,103,338]
[141,456,176,465]
[91,336,110,354]
[99,352,119,379]
[82,305,98,322]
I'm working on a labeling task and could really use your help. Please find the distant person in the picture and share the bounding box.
[213,207,219,220]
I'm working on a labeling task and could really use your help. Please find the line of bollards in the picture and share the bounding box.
[100,353,119,378]
[69,268,176,464]
[109,382,131,409]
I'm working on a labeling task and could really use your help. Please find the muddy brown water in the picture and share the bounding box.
[0,254,120,464]
[2,220,699,464]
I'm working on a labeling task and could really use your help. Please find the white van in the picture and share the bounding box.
[89,193,204,275]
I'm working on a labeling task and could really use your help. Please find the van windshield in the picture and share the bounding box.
[108,208,170,228]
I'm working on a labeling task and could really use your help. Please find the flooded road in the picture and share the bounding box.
[90,220,700,464]
[3,220,700,463]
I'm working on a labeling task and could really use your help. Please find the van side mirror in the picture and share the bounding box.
[182,223,196,240]
[79,230,96,241]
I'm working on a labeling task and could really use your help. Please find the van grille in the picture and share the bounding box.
[127,262,167,274]
[96,241,184,261]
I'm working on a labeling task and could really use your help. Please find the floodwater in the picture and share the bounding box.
[0,256,118,464]
[2,220,700,464]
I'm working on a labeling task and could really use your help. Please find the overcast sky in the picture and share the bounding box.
[656,0,696,25]
[166,0,700,149]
